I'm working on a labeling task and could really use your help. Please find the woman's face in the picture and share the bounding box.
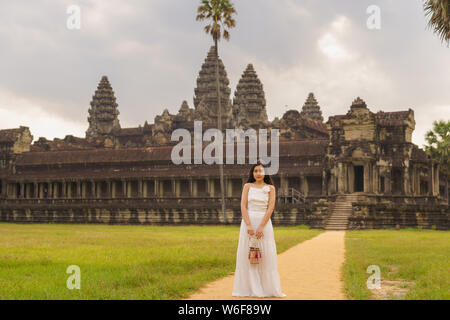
[253,165,265,182]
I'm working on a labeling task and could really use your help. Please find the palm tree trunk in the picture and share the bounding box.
[214,37,227,224]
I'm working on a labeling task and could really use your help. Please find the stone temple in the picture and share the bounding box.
[0,47,448,229]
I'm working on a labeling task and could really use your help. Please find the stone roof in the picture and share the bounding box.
[193,46,232,113]
[86,75,121,138]
[327,98,414,128]
[233,64,268,127]
[16,139,328,167]
[300,93,324,122]
[281,110,328,135]
[116,127,145,136]
[30,135,97,152]
[411,145,429,162]
[375,110,413,126]
[0,127,26,143]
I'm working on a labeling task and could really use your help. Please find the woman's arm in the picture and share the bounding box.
[258,185,276,228]
[241,183,251,227]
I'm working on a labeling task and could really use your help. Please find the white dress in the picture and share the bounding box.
[232,184,286,298]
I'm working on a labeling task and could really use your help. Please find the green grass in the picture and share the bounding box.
[0,223,322,300]
[344,228,450,300]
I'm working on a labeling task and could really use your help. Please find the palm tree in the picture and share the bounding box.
[196,0,236,224]
[424,0,450,45]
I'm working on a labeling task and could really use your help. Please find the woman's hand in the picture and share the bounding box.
[246,225,255,236]
[256,225,264,239]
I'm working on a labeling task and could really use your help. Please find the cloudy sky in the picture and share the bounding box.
[0,0,448,147]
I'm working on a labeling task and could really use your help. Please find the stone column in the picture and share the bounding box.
[404,166,411,196]
[372,165,378,194]
[138,179,143,198]
[192,180,197,197]
[414,166,420,196]
[24,183,29,199]
[301,175,308,197]
[67,182,72,199]
[7,184,12,199]
[170,179,175,197]
[88,180,94,199]
[28,183,33,199]
[337,163,344,194]
[346,163,356,193]
[20,182,25,199]
[384,168,391,195]
[206,178,211,197]
[321,171,327,196]
[142,180,148,198]
[94,181,99,198]
[446,179,449,202]
[226,178,232,197]
[154,179,159,197]
[111,181,116,199]
[428,162,434,196]
[280,174,288,194]
[330,170,337,195]
[363,163,370,193]
[60,181,65,198]
[344,163,349,193]
[76,181,81,198]
[124,181,129,198]
[435,164,440,196]
[52,182,57,199]
[106,180,112,198]
[46,182,52,199]
[189,178,194,197]
[80,181,85,199]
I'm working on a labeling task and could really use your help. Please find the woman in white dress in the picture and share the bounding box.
[232,161,286,298]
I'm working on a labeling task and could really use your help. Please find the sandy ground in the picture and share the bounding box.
[185,231,346,300]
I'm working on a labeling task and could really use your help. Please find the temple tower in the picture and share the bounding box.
[232,64,268,128]
[300,92,324,122]
[86,76,121,139]
[193,46,233,128]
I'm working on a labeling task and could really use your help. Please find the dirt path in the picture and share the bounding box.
[185,231,346,300]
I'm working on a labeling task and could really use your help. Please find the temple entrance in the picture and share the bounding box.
[354,166,364,192]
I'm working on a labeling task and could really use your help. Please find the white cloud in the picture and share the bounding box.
[0,0,448,150]
[0,89,85,141]
[318,16,354,61]
[318,33,354,61]
[82,0,138,36]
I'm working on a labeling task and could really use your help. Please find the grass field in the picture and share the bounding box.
[344,228,450,300]
[0,223,323,300]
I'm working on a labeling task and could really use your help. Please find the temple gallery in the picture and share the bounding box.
[0,47,448,230]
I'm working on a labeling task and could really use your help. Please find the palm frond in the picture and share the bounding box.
[196,0,236,42]
[424,0,450,45]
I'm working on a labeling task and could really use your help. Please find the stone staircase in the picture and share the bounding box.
[325,194,359,230]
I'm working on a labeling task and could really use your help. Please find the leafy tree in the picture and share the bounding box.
[196,0,236,223]
[424,120,450,173]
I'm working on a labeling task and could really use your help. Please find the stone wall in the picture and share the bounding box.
[348,202,449,230]
[0,198,330,228]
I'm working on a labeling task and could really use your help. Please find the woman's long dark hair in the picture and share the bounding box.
[246,160,274,186]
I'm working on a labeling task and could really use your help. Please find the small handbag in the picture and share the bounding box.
[248,235,262,264]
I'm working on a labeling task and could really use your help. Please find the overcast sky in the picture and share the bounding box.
[0,0,448,148]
